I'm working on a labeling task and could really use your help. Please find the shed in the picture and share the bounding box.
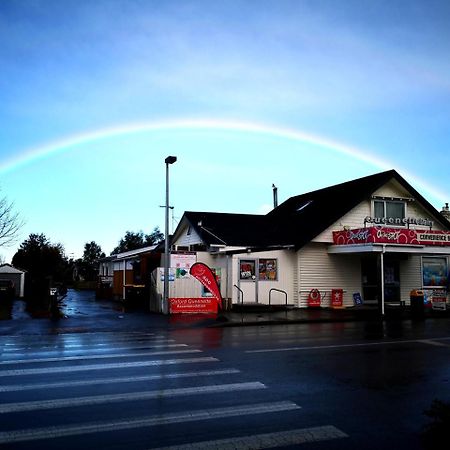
[0,264,26,298]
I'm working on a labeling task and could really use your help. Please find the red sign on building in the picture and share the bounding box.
[169,298,218,314]
[333,227,450,246]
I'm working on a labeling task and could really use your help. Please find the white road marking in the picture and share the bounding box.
[0,356,219,377]
[417,339,450,348]
[2,343,187,355]
[0,369,241,392]
[0,382,266,414]
[245,338,450,353]
[151,425,348,449]
[0,401,301,444]
[0,348,201,365]
[2,338,176,351]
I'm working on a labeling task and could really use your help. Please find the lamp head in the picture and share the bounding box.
[165,156,177,165]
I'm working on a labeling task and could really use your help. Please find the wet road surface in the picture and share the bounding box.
[0,291,449,448]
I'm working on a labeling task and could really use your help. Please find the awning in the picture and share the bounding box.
[328,244,450,255]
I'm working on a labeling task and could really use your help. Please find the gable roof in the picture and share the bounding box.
[177,170,450,251]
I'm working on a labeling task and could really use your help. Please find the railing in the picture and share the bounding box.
[269,288,288,307]
[233,284,244,304]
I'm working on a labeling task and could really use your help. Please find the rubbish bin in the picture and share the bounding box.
[410,289,424,318]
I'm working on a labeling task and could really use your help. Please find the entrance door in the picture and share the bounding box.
[384,258,400,303]
[238,259,258,303]
[361,255,401,305]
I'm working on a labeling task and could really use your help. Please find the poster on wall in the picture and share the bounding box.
[240,260,255,280]
[160,268,175,282]
[258,259,278,280]
[422,257,448,287]
[171,252,197,270]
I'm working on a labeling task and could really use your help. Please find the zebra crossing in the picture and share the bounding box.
[0,331,347,449]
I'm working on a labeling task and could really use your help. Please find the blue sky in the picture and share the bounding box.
[1,0,449,262]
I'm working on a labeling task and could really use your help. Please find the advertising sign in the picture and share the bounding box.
[307,289,321,307]
[430,289,447,311]
[331,289,344,308]
[169,298,218,314]
[189,262,223,309]
[333,227,450,247]
[171,251,197,270]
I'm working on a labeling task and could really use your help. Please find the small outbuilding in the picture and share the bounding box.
[0,264,26,298]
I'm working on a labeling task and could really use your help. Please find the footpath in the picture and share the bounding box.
[210,304,450,327]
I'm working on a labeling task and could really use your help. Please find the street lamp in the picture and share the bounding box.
[163,156,177,314]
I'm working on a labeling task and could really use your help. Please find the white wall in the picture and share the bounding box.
[231,250,297,305]
[298,243,362,307]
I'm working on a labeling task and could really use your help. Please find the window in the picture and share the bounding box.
[373,200,406,225]
[422,257,448,288]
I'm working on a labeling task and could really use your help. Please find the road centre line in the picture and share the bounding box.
[0,369,241,392]
[0,357,219,377]
[0,401,300,444]
[0,348,201,365]
[245,338,450,353]
[151,425,348,449]
[0,382,267,414]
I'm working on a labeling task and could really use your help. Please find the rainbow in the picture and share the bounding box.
[1,118,447,204]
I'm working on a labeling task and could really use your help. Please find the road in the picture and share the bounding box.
[0,290,449,449]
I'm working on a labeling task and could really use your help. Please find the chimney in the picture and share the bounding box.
[441,203,450,221]
[272,184,278,208]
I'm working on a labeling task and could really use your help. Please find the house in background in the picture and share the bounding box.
[0,264,26,298]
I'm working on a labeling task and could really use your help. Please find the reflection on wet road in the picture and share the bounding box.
[0,289,126,320]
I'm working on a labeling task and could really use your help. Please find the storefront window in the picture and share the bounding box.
[240,260,256,280]
[258,259,278,281]
[422,257,448,288]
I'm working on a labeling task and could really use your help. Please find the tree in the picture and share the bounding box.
[12,233,67,278]
[0,194,24,248]
[111,227,163,255]
[77,241,105,281]
[12,233,68,299]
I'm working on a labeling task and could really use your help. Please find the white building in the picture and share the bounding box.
[157,170,450,313]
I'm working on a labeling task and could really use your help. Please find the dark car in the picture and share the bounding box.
[0,280,15,300]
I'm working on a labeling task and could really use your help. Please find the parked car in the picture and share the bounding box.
[0,279,15,300]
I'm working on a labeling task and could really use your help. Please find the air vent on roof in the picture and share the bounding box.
[296,200,313,212]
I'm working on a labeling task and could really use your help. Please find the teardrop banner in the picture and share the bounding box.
[189,262,223,309]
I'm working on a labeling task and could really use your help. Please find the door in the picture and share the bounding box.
[384,258,400,303]
[238,259,258,303]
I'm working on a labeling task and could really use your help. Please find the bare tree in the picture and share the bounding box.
[0,195,24,247]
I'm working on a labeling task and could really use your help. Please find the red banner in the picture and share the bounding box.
[169,298,218,314]
[333,227,450,246]
[189,262,223,309]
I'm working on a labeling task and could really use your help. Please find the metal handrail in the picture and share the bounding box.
[233,284,244,304]
[269,288,288,306]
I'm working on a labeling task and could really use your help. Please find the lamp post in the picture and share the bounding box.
[163,156,177,314]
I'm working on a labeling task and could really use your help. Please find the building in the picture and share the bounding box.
[161,170,449,312]
[0,264,26,298]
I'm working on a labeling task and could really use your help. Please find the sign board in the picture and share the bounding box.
[307,289,321,307]
[171,251,197,270]
[333,227,450,247]
[353,292,363,306]
[169,298,218,314]
[331,289,344,308]
[430,289,447,311]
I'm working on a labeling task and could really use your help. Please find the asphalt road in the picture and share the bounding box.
[0,290,449,449]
